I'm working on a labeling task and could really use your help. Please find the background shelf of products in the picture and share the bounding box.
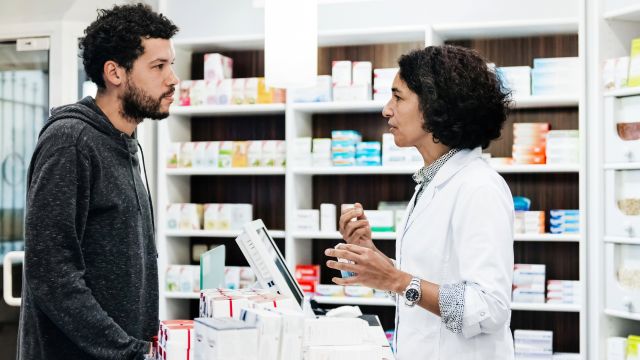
[156,22,586,357]
[592,2,640,358]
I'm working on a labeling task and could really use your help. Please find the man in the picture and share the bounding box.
[18,3,179,359]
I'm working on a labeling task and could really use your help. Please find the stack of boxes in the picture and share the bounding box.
[293,205,395,233]
[514,330,553,360]
[373,68,399,102]
[157,320,195,360]
[178,53,286,106]
[356,142,382,166]
[513,264,546,304]
[193,317,259,360]
[165,203,253,231]
[549,209,580,234]
[514,211,545,234]
[332,61,372,102]
[546,280,580,304]
[311,138,332,167]
[295,265,321,294]
[608,335,640,360]
[167,140,286,170]
[531,57,580,96]
[332,130,362,166]
[512,123,550,165]
[496,66,532,97]
[166,265,200,294]
[546,130,579,164]
[290,75,333,103]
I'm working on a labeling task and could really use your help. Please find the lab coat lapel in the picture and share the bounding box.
[402,147,482,234]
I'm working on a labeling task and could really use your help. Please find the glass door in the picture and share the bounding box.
[0,39,49,360]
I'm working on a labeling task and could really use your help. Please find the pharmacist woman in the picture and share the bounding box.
[325,45,515,360]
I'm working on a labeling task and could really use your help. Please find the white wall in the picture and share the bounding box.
[168,0,580,40]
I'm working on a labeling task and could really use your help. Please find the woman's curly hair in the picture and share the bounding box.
[398,45,512,149]
[80,3,179,89]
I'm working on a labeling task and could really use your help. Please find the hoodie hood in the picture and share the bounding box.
[43,97,154,230]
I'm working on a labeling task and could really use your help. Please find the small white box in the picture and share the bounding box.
[364,210,394,232]
[313,138,332,153]
[239,308,282,360]
[244,77,259,105]
[218,141,233,168]
[179,204,203,230]
[320,203,337,232]
[247,141,262,167]
[303,344,381,360]
[217,79,233,105]
[512,288,546,303]
[167,142,180,168]
[179,142,195,168]
[303,317,368,346]
[332,84,372,101]
[230,204,253,230]
[290,75,332,103]
[262,140,278,167]
[204,142,220,168]
[295,210,320,232]
[292,138,312,166]
[332,61,352,86]
[194,318,257,359]
[193,142,207,168]
[607,337,627,360]
[275,140,287,168]
[352,61,372,85]
[204,53,233,82]
[232,78,245,105]
[166,204,181,230]
[373,68,399,90]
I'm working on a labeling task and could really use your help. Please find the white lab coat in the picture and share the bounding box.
[394,147,515,360]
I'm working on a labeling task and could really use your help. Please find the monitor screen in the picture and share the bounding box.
[256,226,305,307]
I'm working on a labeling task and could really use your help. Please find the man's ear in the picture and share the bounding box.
[103,60,125,87]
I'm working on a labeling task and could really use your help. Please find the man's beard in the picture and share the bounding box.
[120,79,173,124]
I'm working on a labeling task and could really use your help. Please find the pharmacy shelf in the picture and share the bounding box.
[313,296,395,306]
[513,233,581,242]
[511,95,579,109]
[603,236,640,245]
[603,3,640,22]
[165,229,286,239]
[165,168,286,176]
[164,292,200,300]
[289,101,387,114]
[293,232,579,242]
[511,302,582,312]
[292,164,580,175]
[170,104,286,116]
[603,162,640,170]
[313,296,581,312]
[604,308,640,321]
[604,87,640,98]
[291,231,396,240]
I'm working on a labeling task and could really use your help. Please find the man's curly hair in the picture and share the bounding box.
[80,3,179,89]
[398,45,511,149]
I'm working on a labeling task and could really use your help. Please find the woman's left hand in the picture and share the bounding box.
[325,243,411,293]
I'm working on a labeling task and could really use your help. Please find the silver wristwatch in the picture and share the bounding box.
[403,277,422,307]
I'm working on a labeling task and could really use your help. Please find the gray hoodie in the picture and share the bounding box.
[17,97,158,360]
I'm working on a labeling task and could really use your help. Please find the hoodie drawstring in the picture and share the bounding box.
[121,133,143,214]
[137,141,155,234]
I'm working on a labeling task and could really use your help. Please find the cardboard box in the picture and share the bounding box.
[217,79,233,105]
[261,140,277,167]
[204,53,233,82]
[194,318,257,359]
[320,203,337,232]
[230,204,253,230]
[333,84,372,101]
[292,137,312,166]
[232,78,245,105]
[239,308,282,360]
[244,77,258,104]
[179,204,203,230]
[290,75,332,103]
[247,141,263,167]
[190,80,206,106]
[332,61,352,87]
[166,142,180,168]
[178,142,195,168]
[295,210,320,232]
[179,80,193,106]
[352,61,372,85]
[232,141,249,168]
[218,141,233,168]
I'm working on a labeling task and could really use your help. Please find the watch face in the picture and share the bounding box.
[405,288,420,302]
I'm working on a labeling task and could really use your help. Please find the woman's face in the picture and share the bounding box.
[382,73,428,148]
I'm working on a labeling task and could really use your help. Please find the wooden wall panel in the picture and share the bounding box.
[191,115,285,141]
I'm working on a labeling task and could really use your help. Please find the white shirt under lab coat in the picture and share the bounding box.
[394,147,515,360]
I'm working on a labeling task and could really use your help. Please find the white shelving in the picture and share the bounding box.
[170,104,286,116]
[604,308,640,321]
[166,229,286,238]
[166,168,286,176]
[292,231,580,242]
[603,3,640,21]
[291,164,580,175]
[165,292,200,300]
[603,162,640,170]
[157,16,588,357]
[604,87,640,98]
[313,296,582,312]
[603,236,640,245]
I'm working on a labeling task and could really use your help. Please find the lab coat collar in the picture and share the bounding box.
[401,147,483,234]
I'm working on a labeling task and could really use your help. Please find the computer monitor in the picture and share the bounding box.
[235,219,305,309]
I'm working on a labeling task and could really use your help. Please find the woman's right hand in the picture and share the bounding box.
[339,202,376,251]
